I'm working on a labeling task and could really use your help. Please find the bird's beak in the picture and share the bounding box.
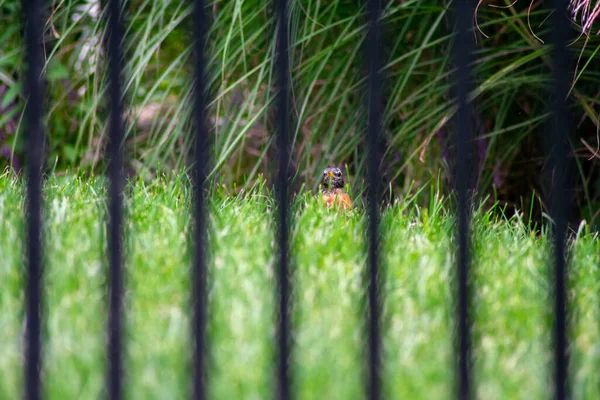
[327,171,334,178]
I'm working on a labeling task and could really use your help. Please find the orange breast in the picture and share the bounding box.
[322,189,353,210]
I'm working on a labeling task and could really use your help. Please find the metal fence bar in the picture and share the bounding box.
[365,0,383,399]
[105,0,125,396]
[274,0,292,398]
[191,0,209,397]
[23,0,45,397]
[549,0,571,398]
[453,0,475,398]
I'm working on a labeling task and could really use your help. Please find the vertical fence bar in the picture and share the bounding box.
[453,1,475,399]
[105,0,125,396]
[365,0,383,399]
[274,0,291,398]
[191,0,209,397]
[549,0,570,398]
[23,0,44,397]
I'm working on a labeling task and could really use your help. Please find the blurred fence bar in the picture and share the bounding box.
[365,0,383,399]
[191,0,209,397]
[105,0,126,396]
[549,0,571,398]
[23,0,45,397]
[274,0,292,398]
[453,0,475,398]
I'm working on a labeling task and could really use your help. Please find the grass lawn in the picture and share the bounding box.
[0,175,599,399]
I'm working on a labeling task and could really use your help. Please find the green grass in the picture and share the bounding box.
[0,175,599,398]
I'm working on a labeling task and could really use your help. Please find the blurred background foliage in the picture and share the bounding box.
[1,0,600,226]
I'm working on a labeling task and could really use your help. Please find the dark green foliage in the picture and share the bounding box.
[2,0,600,222]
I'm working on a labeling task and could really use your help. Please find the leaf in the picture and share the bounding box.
[0,104,20,125]
[63,145,77,163]
[0,52,20,70]
[1,83,21,109]
[46,59,69,82]
[0,25,20,43]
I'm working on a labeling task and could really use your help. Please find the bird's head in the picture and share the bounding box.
[322,167,344,191]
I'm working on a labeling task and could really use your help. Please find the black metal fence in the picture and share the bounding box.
[21,0,571,399]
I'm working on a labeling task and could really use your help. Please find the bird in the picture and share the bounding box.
[321,167,353,210]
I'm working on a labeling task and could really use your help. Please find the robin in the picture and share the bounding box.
[321,167,353,210]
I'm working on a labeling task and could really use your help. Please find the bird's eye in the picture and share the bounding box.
[336,171,341,177]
